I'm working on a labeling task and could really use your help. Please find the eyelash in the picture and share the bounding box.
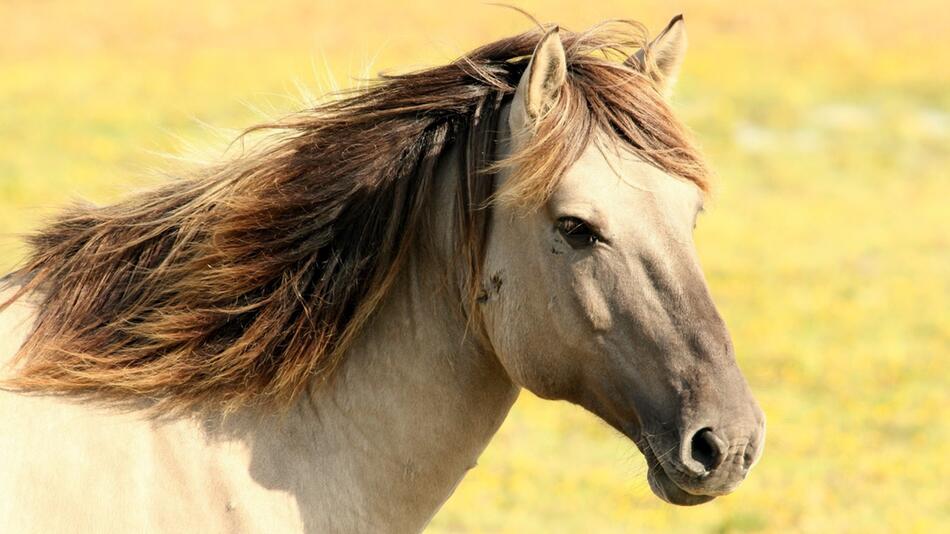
[555,216,603,249]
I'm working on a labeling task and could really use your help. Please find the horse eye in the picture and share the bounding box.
[555,216,601,249]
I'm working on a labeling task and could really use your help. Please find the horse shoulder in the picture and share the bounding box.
[0,287,306,533]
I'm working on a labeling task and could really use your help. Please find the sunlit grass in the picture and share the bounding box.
[1,1,947,532]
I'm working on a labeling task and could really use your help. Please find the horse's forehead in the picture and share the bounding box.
[557,143,702,217]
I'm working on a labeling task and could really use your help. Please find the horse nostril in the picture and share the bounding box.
[690,428,725,472]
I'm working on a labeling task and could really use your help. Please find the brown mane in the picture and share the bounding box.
[0,21,710,413]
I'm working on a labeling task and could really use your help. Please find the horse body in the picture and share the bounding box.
[0,181,518,532]
[1,17,765,533]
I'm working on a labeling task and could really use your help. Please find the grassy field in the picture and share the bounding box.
[1,1,947,532]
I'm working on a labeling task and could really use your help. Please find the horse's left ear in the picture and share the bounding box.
[626,14,688,98]
[509,26,568,135]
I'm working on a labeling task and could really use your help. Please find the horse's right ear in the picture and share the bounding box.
[625,14,688,98]
[509,26,567,135]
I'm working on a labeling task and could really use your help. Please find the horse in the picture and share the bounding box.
[0,16,765,533]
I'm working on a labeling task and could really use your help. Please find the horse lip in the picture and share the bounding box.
[629,430,717,506]
[647,462,716,506]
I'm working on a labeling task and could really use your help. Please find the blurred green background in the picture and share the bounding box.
[1,1,947,532]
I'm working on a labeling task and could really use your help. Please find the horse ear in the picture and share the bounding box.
[626,14,688,98]
[509,26,567,134]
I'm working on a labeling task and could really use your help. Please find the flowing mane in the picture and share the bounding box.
[1,21,710,412]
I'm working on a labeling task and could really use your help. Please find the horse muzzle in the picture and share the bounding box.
[636,412,766,506]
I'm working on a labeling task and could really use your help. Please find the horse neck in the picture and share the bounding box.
[233,150,519,532]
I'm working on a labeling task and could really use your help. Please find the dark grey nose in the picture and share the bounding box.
[683,427,727,475]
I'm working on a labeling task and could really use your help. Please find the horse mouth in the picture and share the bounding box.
[636,436,716,506]
[646,462,716,506]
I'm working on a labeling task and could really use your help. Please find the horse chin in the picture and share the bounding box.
[646,464,716,506]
